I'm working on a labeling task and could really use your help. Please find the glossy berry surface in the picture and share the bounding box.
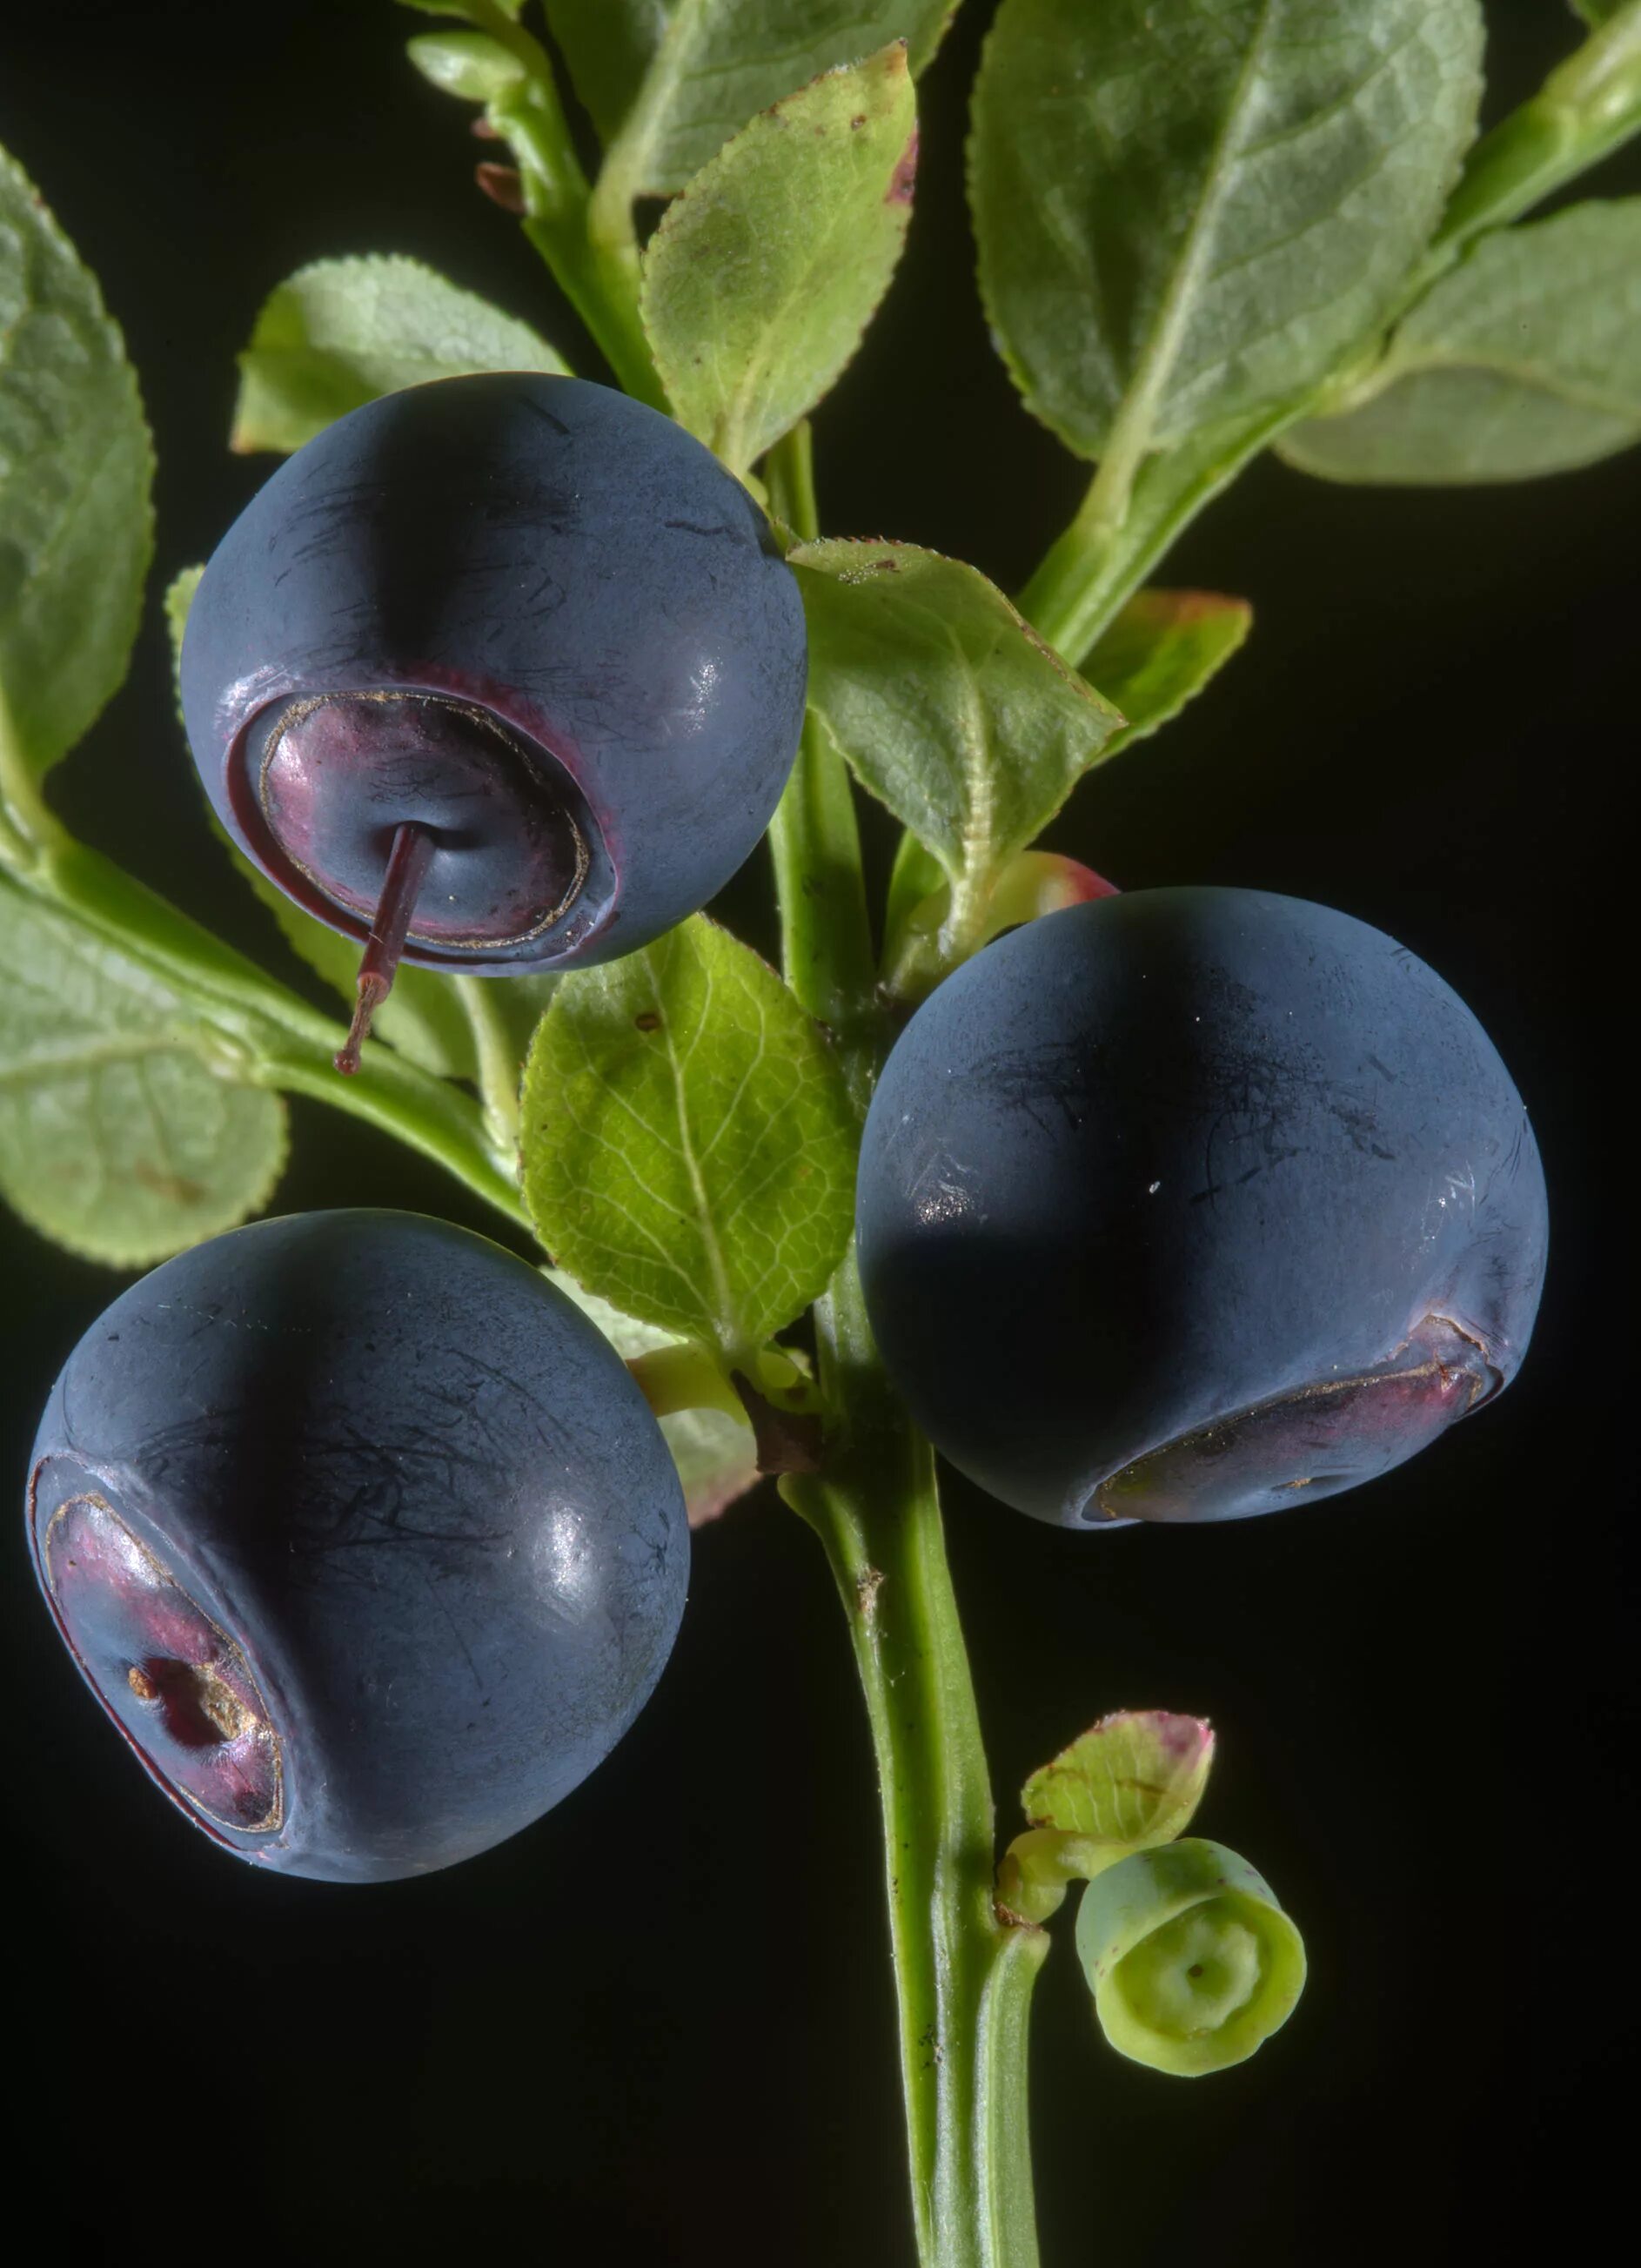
[26,1210,688,1880]
[856,889,1548,1527]
[180,372,807,1051]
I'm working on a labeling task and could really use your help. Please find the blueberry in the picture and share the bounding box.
[25,1210,688,1880]
[180,373,807,1066]
[855,889,1548,1527]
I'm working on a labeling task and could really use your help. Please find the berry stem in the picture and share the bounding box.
[336,822,436,1075]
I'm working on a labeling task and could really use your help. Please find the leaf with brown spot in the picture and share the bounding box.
[641,47,918,474]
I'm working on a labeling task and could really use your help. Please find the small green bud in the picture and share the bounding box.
[1075,1838,1305,2077]
[406,31,527,104]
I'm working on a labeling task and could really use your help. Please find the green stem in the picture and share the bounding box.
[763,425,881,1095]
[766,422,1043,2265]
[1426,2,1641,268]
[465,0,664,406]
[783,1258,1043,2268]
[1019,398,1308,667]
[453,974,523,1161]
[19,834,528,1230]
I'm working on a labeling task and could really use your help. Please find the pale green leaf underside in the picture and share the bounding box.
[522,916,856,1355]
[591,0,957,198]
[1279,199,1641,484]
[0,145,154,782]
[546,1268,760,1524]
[231,255,567,454]
[642,46,916,473]
[0,881,286,1265]
[1085,588,1253,754]
[794,539,1123,888]
[1022,1711,1215,1848]
[970,0,1484,460]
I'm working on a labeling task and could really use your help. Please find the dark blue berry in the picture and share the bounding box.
[180,373,807,1065]
[856,889,1548,1527]
[26,1211,688,1880]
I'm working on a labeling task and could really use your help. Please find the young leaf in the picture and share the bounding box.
[522,916,856,1357]
[969,0,1484,464]
[1278,199,1641,484]
[546,1269,761,1526]
[1023,1712,1216,1848]
[231,255,567,454]
[996,1709,1216,1923]
[1570,3,1625,25]
[0,878,287,1265]
[641,48,917,475]
[1084,591,1252,754]
[0,145,154,785]
[593,2,957,204]
[793,540,1122,925]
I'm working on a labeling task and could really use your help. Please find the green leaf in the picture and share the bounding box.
[1022,1712,1216,1846]
[0,877,287,1265]
[793,539,1122,929]
[1084,590,1252,754]
[1570,3,1624,26]
[594,2,957,201]
[546,1269,760,1525]
[0,145,154,784]
[1278,199,1641,484]
[969,0,1484,464]
[230,256,567,455]
[521,916,857,1357]
[641,46,916,473]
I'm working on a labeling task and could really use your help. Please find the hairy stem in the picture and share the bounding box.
[767,423,1042,2266]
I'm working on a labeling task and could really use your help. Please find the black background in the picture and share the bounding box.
[1,5,1631,2262]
